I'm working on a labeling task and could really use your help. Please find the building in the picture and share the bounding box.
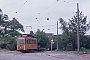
[46,33,54,40]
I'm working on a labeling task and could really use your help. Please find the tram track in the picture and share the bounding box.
[12,51,24,60]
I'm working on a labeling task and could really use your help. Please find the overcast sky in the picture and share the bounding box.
[0,0,90,34]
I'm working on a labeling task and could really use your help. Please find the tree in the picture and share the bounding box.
[59,11,90,50]
[68,12,90,35]
[1,17,24,37]
[9,18,24,31]
[0,9,3,20]
[52,35,61,50]
[34,29,49,48]
[0,8,24,50]
[0,35,17,50]
[0,9,24,33]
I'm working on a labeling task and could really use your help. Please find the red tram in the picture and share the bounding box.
[17,34,38,52]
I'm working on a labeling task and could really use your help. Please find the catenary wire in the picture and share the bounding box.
[16,0,28,13]
[36,0,59,19]
[1,0,24,8]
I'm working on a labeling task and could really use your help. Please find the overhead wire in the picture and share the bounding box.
[1,0,76,31]
[38,24,56,27]
[38,24,56,31]
[1,0,28,21]
[40,1,59,14]
[36,0,60,24]
[1,0,28,14]
[38,0,75,15]
[62,0,76,12]
[36,0,59,16]
[36,0,76,31]
[13,0,28,20]
[1,0,24,8]
[16,0,28,13]
[37,0,76,16]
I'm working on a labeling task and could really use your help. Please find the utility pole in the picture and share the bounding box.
[77,3,80,53]
[57,21,59,50]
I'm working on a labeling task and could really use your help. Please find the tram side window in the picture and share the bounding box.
[31,40,33,44]
[29,40,31,44]
[31,40,36,44]
[33,40,36,44]
[25,40,36,44]
[17,39,24,44]
[26,40,29,44]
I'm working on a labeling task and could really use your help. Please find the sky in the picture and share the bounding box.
[0,0,90,35]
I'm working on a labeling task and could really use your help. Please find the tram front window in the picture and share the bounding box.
[17,38,25,44]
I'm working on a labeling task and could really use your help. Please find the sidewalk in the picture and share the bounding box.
[45,51,90,59]
[45,51,60,57]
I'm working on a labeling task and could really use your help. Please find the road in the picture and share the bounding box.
[0,50,90,60]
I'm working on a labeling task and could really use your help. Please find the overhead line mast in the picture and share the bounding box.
[77,3,80,53]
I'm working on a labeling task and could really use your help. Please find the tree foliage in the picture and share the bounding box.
[59,11,90,50]
[0,9,24,50]
[0,35,17,50]
[34,29,49,48]
[68,12,90,35]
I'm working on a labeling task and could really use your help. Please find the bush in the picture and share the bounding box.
[0,35,17,50]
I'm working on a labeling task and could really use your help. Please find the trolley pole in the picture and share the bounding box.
[57,21,59,50]
[77,3,80,53]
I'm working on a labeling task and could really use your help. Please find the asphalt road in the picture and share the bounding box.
[0,50,90,60]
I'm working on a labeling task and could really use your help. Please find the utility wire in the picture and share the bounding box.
[63,0,76,12]
[36,0,59,19]
[1,0,28,13]
[16,0,28,13]
[36,0,59,24]
[40,1,58,14]
[38,24,56,27]
[1,0,24,8]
